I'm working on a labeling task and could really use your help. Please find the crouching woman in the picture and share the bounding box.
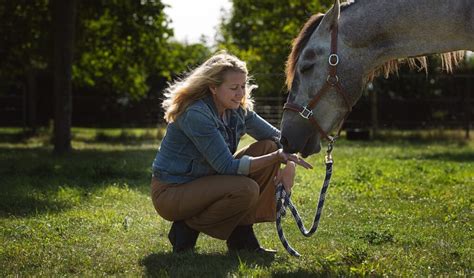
[150,51,311,254]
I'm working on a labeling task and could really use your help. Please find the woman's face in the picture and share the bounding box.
[210,70,247,116]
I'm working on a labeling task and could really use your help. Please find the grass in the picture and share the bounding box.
[0,127,472,276]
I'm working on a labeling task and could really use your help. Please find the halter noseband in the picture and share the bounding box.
[283,23,353,142]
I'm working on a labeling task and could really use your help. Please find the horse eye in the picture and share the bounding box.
[300,63,315,74]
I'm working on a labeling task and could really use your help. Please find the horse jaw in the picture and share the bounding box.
[301,133,321,158]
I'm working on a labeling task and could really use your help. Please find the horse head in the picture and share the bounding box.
[280,0,364,157]
[280,0,471,157]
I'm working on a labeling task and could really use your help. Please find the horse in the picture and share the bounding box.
[280,0,474,157]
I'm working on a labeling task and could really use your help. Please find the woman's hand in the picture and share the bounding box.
[276,149,313,169]
[274,161,296,193]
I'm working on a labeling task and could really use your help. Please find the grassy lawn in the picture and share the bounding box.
[0,128,472,276]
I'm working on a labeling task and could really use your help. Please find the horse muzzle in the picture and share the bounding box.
[280,117,322,157]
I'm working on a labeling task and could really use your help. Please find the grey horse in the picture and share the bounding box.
[280,0,474,157]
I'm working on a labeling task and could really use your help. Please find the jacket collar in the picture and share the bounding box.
[202,94,220,118]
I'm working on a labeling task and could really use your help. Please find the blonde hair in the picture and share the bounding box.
[162,51,256,123]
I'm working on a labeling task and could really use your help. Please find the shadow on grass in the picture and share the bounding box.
[393,149,474,162]
[272,270,338,277]
[0,193,72,217]
[0,128,163,146]
[141,251,275,277]
[0,146,155,217]
[141,251,354,277]
[0,147,152,183]
[418,151,474,162]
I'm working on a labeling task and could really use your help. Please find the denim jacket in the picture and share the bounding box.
[152,95,280,184]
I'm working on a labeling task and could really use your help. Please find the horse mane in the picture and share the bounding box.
[285,13,324,90]
[365,51,465,83]
[285,2,465,89]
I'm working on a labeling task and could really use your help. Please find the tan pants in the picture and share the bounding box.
[151,140,279,240]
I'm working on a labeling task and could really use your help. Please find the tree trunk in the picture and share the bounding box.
[52,0,76,154]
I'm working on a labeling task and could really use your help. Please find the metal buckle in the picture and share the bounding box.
[299,106,313,119]
[328,54,339,66]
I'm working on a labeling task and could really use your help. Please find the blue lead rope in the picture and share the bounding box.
[275,143,335,257]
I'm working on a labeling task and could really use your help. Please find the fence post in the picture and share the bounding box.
[466,77,471,139]
[369,82,378,139]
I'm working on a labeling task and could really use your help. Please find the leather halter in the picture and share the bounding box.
[283,23,353,142]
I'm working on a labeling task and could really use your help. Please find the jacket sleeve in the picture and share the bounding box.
[244,109,281,142]
[178,108,252,175]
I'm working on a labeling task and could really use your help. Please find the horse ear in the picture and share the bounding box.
[324,0,340,30]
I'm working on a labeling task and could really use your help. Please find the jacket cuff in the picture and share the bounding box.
[237,155,252,175]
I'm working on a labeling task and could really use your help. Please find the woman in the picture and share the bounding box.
[151,51,311,254]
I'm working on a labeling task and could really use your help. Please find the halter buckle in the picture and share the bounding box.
[299,106,313,119]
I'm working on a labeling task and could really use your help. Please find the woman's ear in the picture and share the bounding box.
[209,85,217,95]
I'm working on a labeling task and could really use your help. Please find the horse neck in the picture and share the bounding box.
[340,0,474,71]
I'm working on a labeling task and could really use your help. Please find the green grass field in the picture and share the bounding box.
[0,128,472,276]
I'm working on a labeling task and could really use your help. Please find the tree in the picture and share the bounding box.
[0,0,52,131]
[0,0,212,143]
[0,1,51,85]
[52,0,77,154]
[73,0,174,99]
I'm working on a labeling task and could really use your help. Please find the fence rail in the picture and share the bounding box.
[0,75,472,138]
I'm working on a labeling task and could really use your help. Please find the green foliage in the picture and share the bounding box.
[218,0,333,96]
[73,1,172,98]
[0,1,211,99]
[0,129,472,276]
[0,0,51,81]
[162,42,212,78]
[465,52,474,68]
